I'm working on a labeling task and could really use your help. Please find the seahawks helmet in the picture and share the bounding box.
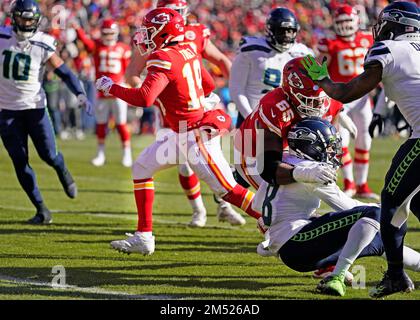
[265,7,300,53]
[10,0,42,39]
[373,1,420,41]
[287,117,342,168]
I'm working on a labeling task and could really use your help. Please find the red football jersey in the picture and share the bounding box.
[183,23,211,56]
[145,42,215,131]
[317,31,373,83]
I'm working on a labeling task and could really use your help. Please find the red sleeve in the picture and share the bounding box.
[109,71,169,107]
[75,27,96,53]
[201,63,215,96]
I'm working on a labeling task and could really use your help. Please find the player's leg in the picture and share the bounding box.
[339,121,355,196]
[113,98,132,167]
[177,162,207,227]
[187,130,257,224]
[92,98,110,166]
[28,108,77,200]
[351,96,378,200]
[370,138,420,298]
[110,129,178,255]
[0,110,51,224]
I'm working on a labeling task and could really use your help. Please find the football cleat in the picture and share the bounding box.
[122,148,133,167]
[369,270,415,298]
[316,273,346,297]
[27,207,52,225]
[57,168,77,199]
[257,239,276,257]
[188,209,207,227]
[91,151,106,167]
[343,179,356,197]
[355,183,380,201]
[110,232,155,255]
[313,266,354,286]
[217,202,246,226]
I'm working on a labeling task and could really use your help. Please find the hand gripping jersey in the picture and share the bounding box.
[229,36,313,117]
[0,26,56,110]
[76,28,131,98]
[183,23,211,56]
[318,31,373,82]
[364,39,420,139]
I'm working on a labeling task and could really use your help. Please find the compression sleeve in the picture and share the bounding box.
[54,63,84,96]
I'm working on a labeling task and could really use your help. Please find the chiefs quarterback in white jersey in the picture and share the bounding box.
[229,7,313,128]
[317,4,377,199]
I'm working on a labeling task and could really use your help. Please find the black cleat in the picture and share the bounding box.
[57,168,77,199]
[27,208,52,225]
[370,270,415,298]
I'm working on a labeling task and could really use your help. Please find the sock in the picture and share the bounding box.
[178,171,205,212]
[96,123,107,145]
[341,147,354,183]
[382,246,420,272]
[133,178,154,232]
[222,184,261,219]
[116,123,131,148]
[354,148,369,186]
[332,217,380,277]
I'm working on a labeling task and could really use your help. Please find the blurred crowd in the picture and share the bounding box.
[0,0,416,139]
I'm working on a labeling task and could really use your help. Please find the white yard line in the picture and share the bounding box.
[0,274,173,300]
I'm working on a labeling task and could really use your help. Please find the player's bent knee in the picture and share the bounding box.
[362,206,381,222]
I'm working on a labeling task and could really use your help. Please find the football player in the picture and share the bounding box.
[302,1,420,298]
[125,0,244,228]
[72,18,132,167]
[317,4,378,199]
[255,117,420,297]
[96,8,262,255]
[229,7,313,128]
[0,0,92,224]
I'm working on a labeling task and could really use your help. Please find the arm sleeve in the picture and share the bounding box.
[54,63,84,96]
[229,52,253,117]
[75,27,96,53]
[109,71,169,107]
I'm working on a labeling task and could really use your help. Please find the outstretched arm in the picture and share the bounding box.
[301,55,382,103]
[202,39,232,78]
[125,48,148,87]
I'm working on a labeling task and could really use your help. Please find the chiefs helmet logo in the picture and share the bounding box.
[288,72,304,89]
[151,13,171,24]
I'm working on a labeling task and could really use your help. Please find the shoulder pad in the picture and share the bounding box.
[147,50,172,71]
[239,36,271,53]
[0,26,12,39]
[30,32,57,52]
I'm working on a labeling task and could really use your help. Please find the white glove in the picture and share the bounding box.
[292,162,337,185]
[77,94,93,116]
[338,112,357,139]
[95,76,114,96]
[204,92,221,111]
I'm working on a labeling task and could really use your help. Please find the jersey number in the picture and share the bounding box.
[2,50,31,81]
[337,48,367,76]
[276,100,294,122]
[182,59,204,110]
[263,68,281,89]
[262,184,279,226]
[99,50,122,74]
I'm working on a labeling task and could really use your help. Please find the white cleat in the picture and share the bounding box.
[188,209,207,227]
[110,232,155,255]
[257,239,276,257]
[217,202,246,226]
[122,148,133,167]
[91,152,106,167]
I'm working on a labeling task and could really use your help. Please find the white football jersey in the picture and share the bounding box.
[252,154,375,253]
[0,26,56,110]
[364,38,420,138]
[229,36,313,117]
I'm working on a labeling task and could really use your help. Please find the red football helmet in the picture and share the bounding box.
[333,5,360,37]
[282,57,330,118]
[133,8,185,56]
[156,0,189,21]
[101,18,119,46]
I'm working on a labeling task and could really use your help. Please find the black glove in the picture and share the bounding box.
[368,113,384,138]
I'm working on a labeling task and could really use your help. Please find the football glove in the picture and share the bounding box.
[338,112,357,139]
[292,162,337,185]
[77,94,93,116]
[368,113,384,138]
[301,55,329,81]
[96,76,114,96]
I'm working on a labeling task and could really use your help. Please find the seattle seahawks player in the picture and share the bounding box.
[302,1,420,298]
[255,117,420,297]
[0,0,92,224]
[229,7,313,129]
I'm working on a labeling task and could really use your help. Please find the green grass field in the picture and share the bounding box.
[0,132,418,300]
